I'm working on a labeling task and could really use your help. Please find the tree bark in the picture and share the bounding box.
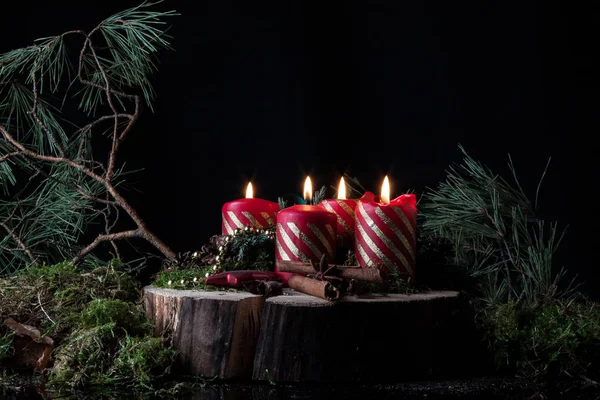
[252,289,464,383]
[143,286,265,379]
[143,286,482,382]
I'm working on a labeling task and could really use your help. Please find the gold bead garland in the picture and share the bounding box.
[191,225,276,278]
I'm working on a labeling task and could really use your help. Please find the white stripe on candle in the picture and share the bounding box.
[307,223,334,260]
[222,215,234,235]
[277,223,307,261]
[227,211,245,229]
[288,222,322,260]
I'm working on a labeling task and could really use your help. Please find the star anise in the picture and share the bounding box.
[307,254,343,285]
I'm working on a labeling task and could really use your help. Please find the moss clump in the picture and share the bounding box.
[79,299,152,335]
[50,299,176,388]
[111,335,176,387]
[0,261,140,339]
[0,261,177,391]
[480,298,600,380]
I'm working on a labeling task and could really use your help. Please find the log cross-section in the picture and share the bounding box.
[143,286,470,382]
[143,287,265,379]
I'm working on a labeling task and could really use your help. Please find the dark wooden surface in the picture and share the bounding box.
[143,287,479,382]
[252,290,463,383]
[143,287,265,379]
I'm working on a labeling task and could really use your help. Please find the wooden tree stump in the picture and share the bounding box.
[143,287,265,379]
[252,289,463,383]
[144,287,472,383]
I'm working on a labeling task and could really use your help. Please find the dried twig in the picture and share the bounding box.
[0,10,178,265]
[37,291,55,325]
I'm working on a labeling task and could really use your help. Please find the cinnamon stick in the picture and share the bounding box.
[276,260,387,284]
[338,267,387,283]
[287,274,340,301]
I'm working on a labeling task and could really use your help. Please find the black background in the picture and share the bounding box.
[1,1,589,297]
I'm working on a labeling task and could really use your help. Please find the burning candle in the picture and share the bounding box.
[221,182,280,235]
[354,176,417,281]
[318,177,358,241]
[275,176,337,285]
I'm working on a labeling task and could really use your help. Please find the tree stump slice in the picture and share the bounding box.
[252,289,463,383]
[143,286,265,379]
[144,287,474,383]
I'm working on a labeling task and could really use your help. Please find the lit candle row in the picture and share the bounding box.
[221,176,417,285]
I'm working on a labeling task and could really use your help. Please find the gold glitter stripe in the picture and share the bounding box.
[307,223,334,259]
[358,205,413,276]
[338,200,356,217]
[241,211,265,228]
[227,211,244,229]
[355,218,395,269]
[260,212,274,225]
[276,239,291,261]
[277,223,308,262]
[374,207,416,262]
[326,224,335,239]
[322,202,352,233]
[391,206,416,240]
[355,242,372,267]
[321,202,335,213]
[222,217,234,235]
[288,222,322,260]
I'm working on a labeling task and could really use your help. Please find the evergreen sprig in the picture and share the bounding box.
[0,1,178,274]
[420,145,574,307]
[340,174,367,198]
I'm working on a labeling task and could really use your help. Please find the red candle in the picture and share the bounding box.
[319,177,358,240]
[275,177,337,285]
[221,182,280,235]
[354,176,417,281]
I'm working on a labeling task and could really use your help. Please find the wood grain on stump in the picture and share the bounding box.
[143,287,465,383]
[143,287,265,379]
[252,289,462,383]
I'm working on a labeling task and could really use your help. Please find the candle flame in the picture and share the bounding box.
[338,177,347,200]
[303,176,312,204]
[381,176,390,205]
[245,182,253,198]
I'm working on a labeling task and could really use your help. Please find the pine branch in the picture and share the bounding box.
[0,2,178,272]
[342,173,367,198]
[313,185,327,205]
[420,145,570,306]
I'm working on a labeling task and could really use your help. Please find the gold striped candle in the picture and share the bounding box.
[354,191,417,280]
[319,199,358,239]
[318,176,358,240]
[221,182,280,235]
[275,204,337,285]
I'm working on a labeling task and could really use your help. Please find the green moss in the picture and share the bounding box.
[153,267,232,291]
[48,297,177,389]
[0,330,13,360]
[1,261,177,391]
[50,323,119,386]
[481,298,600,380]
[79,299,153,336]
[110,336,176,387]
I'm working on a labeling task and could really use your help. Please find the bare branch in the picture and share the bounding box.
[0,5,178,268]
[1,125,105,185]
[2,124,175,260]
[0,221,38,266]
[84,36,120,181]
[118,95,140,142]
[0,151,19,163]
[73,229,139,263]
